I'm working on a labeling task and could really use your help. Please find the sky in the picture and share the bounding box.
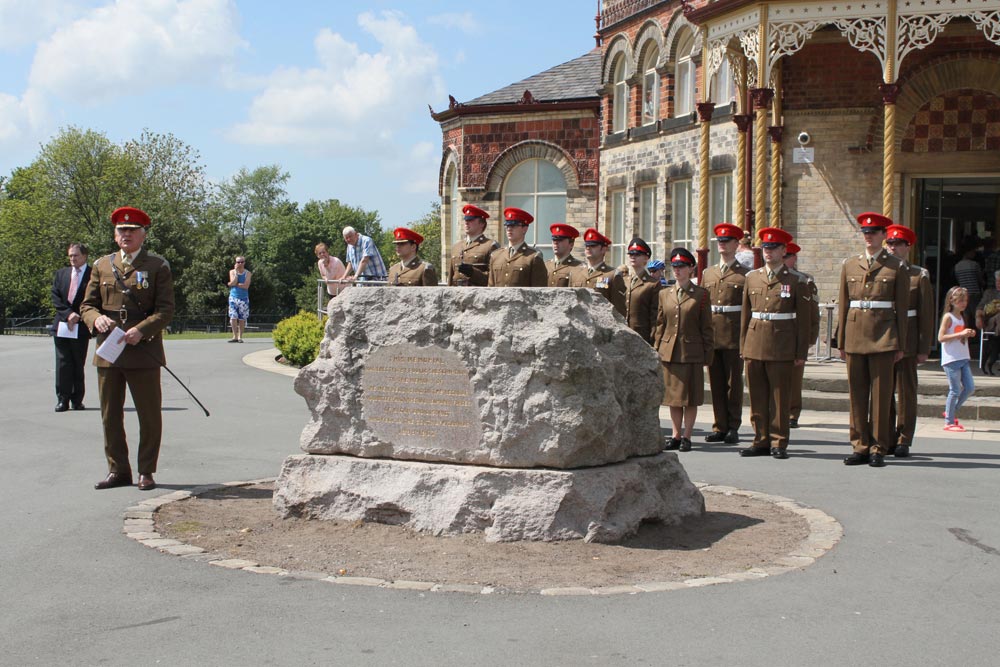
[0,0,600,226]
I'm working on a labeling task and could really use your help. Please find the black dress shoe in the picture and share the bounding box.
[679,437,692,452]
[137,474,157,491]
[95,472,133,490]
[894,445,910,458]
[844,452,871,466]
[789,417,799,429]
[54,401,69,413]
[664,437,680,451]
[705,431,726,443]
[887,445,897,455]
[739,447,770,457]
[724,429,740,444]
[869,453,886,467]
[71,402,85,411]
[770,448,789,459]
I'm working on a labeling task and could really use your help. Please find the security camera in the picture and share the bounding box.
[797,131,811,146]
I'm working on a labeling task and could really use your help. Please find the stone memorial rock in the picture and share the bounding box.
[294,287,664,468]
[275,287,705,543]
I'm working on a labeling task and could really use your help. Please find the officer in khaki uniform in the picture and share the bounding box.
[546,223,583,286]
[701,223,750,444]
[783,242,820,428]
[653,248,714,452]
[739,228,812,459]
[614,238,662,345]
[387,227,439,286]
[488,207,548,287]
[448,204,500,286]
[838,212,909,468]
[568,228,627,316]
[885,224,934,458]
[80,207,175,491]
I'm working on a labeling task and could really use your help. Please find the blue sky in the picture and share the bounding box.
[0,0,599,226]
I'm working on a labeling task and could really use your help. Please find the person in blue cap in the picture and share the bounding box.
[646,259,668,286]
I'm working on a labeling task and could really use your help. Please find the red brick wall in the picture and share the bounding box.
[902,89,1000,152]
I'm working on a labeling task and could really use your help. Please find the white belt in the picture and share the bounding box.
[849,300,894,309]
[711,305,743,313]
[907,309,917,317]
[751,312,796,321]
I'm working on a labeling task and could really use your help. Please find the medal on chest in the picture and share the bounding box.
[780,284,791,298]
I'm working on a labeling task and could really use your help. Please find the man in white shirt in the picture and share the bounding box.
[51,243,92,412]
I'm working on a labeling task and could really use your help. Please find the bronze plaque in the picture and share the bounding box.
[361,344,481,451]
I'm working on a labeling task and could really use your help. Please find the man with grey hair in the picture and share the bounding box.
[343,226,388,282]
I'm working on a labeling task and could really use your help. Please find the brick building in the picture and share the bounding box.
[433,0,1000,307]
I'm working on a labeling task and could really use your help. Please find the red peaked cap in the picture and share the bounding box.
[713,222,745,241]
[549,223,579,239]
[462,204,489,220]
[583,228,611,246]
[786,242,801,255]
[886,225,916,245]
[111,206,151,229]
[503,207,534,225]
[857,211,893,229]
[758,227,793,247]
[393,227,423,244]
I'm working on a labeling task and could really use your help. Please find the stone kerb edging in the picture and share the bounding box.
[123,479,844,596]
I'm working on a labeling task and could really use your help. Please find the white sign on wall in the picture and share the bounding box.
[792,147,815,164]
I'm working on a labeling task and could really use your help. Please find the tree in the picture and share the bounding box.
[216,165,290,242]
[408,201,442,276]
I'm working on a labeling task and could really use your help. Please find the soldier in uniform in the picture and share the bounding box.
[487,207,548,287]
[568,229,626,316]
[838,212,909,468]
[701,223,750,444]
[80,207,175,491]
[885,224,934,458]
[546,223,583,286]
[387,227,439,286]
[783,242,820,429]
[653,248,714,452]
[614,238,662,345]
[448,204,500,286]
[739,228,812,459]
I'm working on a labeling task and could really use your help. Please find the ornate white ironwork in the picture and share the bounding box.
[896,13,953,68]
[770,20,824,59]
[832,16,888,70]
[739,27,762,83]
[968,10,1000,43]
[728,48,752,91]
[705,39,728,82]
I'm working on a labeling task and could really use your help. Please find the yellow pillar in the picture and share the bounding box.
[751,8,772,230]
[768,126,783,228]
[734,115,752,230]
[882,0,899,219]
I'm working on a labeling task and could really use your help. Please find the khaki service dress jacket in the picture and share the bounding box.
[388,256,439,286]
[902,262,935,358]
[836,250,909,355]
[615,267,662,345]
[488,244,548,287]
[740,265,813,361]
[700,261,750,350]
[546,255,583,287]
[568,262,627,317]
[447,235,500,286]
[653,282,714,365]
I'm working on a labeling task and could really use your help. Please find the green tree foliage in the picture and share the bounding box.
[216,165,290,242]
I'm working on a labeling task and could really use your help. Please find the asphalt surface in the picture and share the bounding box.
[2,334,999,666]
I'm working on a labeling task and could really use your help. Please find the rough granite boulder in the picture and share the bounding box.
[295,287,665,469]
[274,453,705,543]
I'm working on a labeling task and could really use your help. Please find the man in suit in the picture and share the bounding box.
[837,212,909,468]
[885,224,934,458]
[488,207,548,287]
[616,238,662,345]
[387,227,439,286]
[701,223,750,444]
[448,204,500,286]
[546,223,583,286]
[568,228,627,316]
[783,242,820,429]
[739,227,812,460]
[51,243,92,412]
[81,207,175,491]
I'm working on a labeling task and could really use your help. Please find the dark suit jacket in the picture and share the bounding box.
[51,265,92,340]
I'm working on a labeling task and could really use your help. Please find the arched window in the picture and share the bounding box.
[612,56,628,133]
[447,166,460,247]
[674,31,695,117]
[503,159,568,260]
[641,47,659,126]
[710,55,735,106]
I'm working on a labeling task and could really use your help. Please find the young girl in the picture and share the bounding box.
[939,286,976,431]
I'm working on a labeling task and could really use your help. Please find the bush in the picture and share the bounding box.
[273,310,326,367]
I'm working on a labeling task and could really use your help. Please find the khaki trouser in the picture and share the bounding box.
[790,362,805,420]
[708,348,743,433]
[891,355,919,447]
[746,359,793,450]
[846,351,896,455]
[98,366,162,475]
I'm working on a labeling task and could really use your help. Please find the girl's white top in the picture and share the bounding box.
[941,312,970,365]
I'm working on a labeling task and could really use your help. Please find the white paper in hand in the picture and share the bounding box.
[56,321,79,339]
[96,327,127,363]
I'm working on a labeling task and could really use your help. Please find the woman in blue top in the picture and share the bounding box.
[227,256,252,343]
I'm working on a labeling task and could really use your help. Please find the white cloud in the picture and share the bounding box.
[0,89,48,147]
[0,0,81,52]
[394,141,439,195]
[28,0,245,104]
[426,12,479,34]
[226,10,445,156]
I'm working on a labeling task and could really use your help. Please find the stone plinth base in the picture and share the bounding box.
[273,453,704,543]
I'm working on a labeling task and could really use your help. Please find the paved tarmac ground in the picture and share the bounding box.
[2,335,1000,666]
